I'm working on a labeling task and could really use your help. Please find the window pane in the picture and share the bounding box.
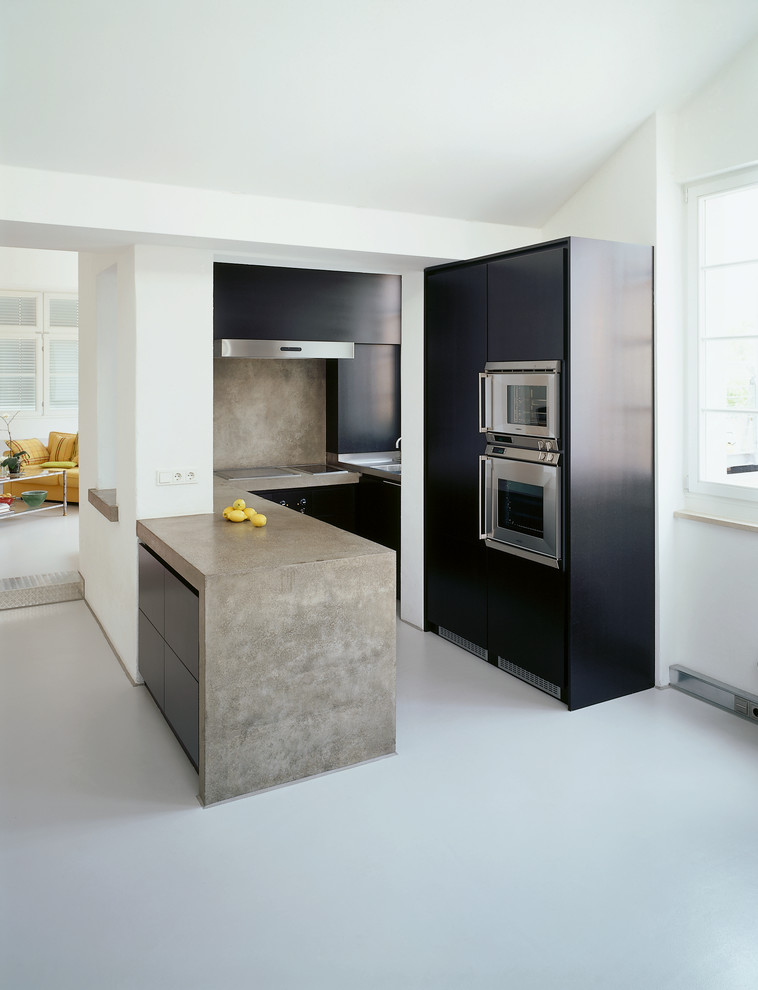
[48,338,78,411]
[703,338,758,410]
[48,297,78,328]
[703,264,758,338]
[0,296,37,326]
[702,410,758,484]
[703,185,758,267]
[0,337,37,410]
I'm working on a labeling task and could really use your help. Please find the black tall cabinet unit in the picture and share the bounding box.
[424,237,654,711]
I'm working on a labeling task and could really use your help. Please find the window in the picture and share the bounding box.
[687,168,758,502]
[0,291,78,415]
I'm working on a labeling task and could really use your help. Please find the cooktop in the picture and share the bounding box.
[215,464,347,481]
[290,464,347,475]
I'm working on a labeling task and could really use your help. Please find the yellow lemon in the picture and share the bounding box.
[227,509,247,522]
[243,507,258,520]
[222,505,234,519]
[251,513,267,527]
[232,498,246,511]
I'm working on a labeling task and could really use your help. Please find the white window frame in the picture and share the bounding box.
[686,165,758,510]
[0,290,78,417]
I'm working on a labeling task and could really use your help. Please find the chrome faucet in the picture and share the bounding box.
[395,437,402,450]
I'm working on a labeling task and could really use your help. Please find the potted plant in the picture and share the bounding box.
[1,412,27,478]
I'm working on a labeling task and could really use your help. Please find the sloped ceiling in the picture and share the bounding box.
[2,0,758,228]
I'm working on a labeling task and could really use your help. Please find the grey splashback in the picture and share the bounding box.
[214,358,325,469]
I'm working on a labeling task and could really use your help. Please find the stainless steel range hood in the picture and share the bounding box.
[214,339,354,359]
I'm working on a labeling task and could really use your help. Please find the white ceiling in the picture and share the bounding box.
[2,0,758,228]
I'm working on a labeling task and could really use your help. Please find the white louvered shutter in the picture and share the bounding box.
[0,336,38,409]
[47,338,78,410]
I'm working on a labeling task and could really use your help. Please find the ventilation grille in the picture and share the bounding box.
[497,657,561,699]
[735,696,749,717]
[438,626,488,661]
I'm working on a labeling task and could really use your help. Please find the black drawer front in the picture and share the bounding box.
[164,644,199,769]
[138,544,165,635]
[164,567,199,679]
[138,609,165,709]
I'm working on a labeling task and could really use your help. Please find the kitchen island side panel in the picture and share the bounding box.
[565,238,655,710]
[201,551,396,805]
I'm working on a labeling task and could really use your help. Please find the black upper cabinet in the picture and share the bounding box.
[326,344,400,453]
[214,263,401,345]
[487,245,566,361]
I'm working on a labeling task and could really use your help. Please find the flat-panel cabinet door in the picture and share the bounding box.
[214,263,401,344]
[425,263,488,647]
[138,609,165,708]
[138,544,165,635]
[486,549,566,699]
[487,246,566,361]
[164,568,200,680]
[310,485,356,531]
[164,644,199,769]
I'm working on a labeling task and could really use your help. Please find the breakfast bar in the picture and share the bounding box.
[137,479,396,806]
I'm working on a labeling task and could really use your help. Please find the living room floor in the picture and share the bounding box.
[0,502,78,580]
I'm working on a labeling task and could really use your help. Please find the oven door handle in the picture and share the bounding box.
[479,373,492,434]
[479,455,492,540]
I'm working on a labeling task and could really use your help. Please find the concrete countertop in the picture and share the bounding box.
[137,478,391,590]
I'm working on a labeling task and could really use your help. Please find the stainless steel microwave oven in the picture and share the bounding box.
[479,360,560,444]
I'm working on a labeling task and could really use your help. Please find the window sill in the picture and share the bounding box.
[88,488,118,522]
[674,509,758,535]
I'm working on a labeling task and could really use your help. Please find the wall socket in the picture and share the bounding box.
[156,469,198,486]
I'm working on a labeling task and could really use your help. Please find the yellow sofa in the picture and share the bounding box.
[3,432,79,504]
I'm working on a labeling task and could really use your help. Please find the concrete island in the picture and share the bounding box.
[137,478,396,806]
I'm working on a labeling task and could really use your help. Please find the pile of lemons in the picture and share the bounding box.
[222,498,267,527]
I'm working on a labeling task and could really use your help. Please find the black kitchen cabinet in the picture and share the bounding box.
[356,475,401,595]
[487,244,566,361]
[255,484,357,532]
[424,237,654,711]
[326,344,401,453]
[214,263,401,345]
[424,262,488,653]
[486,549,566,696]
[138,543,200,767]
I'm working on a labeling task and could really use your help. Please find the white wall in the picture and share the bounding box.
[665,35,758,698]
[676,33,758,182]
[400,271,425,629]
[79,246,214,681]
[542,115,658,245]
[0,164,539,268]
[0,245,77,290]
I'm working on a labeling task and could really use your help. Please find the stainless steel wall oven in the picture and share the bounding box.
[480,442,562,568]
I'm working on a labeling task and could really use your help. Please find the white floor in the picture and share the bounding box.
[2,525,758,989]
[0,503,79,580]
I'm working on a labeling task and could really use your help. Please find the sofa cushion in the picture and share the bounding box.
[40,461,77,469]
[7,438,49,466]
[48,432,77,463]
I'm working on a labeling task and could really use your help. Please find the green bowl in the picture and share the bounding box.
[20,490,48,508]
